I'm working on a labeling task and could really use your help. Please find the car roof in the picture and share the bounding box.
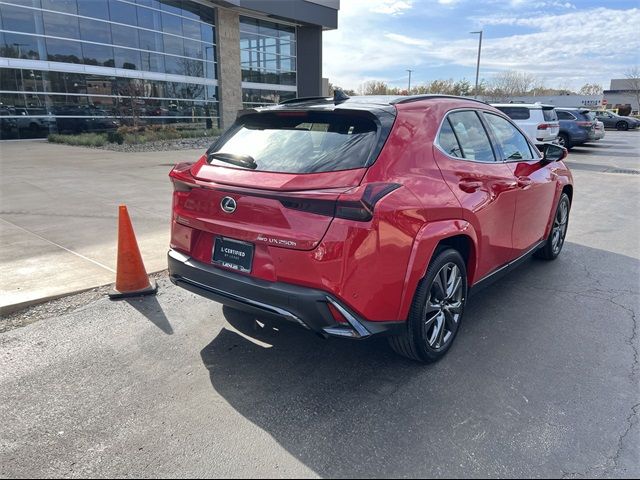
[491,103,554,109]
[556,107,591,112]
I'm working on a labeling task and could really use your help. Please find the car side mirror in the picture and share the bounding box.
[543,143,567,163]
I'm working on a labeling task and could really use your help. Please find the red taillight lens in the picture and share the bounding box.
[576,121,594,128]
[335,183,401,222]
[279,183,401,221]
[170,161,197,192]
[537,123,550,130]
[172,180,197,192]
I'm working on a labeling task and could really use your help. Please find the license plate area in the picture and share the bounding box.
[212,237,254,273]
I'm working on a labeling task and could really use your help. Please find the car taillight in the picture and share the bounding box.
[576,121,594,127]
[172,179,198,192]
[537,123,558,130]
[335,183,401,222]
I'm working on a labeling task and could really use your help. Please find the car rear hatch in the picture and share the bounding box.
[577,109,597,134]
[170,108,395,256]
[537,106,560,140]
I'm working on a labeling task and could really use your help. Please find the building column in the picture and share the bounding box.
[296,25,323,97]
[215,8,243,130]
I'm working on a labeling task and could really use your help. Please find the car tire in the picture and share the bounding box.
[616,121,629,131]
[389,248,467,363]
[557,133,572,150]
[534,193,571,261]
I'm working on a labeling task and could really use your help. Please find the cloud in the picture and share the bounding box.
[369,0,414,15]
[384,33,431,47]
[323,4,640,90]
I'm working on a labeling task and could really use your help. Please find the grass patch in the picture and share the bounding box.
[48,133,107,147]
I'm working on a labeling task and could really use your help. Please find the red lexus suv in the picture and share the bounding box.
[168,94,573,362]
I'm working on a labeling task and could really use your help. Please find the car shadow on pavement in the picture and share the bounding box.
[125,296,173,335]
[199,242,639,478]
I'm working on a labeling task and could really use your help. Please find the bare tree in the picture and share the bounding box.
[114,78,145,128]
[579,83,603,96]
[328,82,356,96]
[487,71,539,101]
[358,80,389,95]
[624,66,640,113]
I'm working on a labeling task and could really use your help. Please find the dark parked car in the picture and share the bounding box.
[555,108,596,149]
[168,94,573,363]
[0,107,18,139]
[593,110,640,131]
[53,107,119,134]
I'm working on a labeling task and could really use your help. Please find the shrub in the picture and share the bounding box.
[107,131,124,144]
[48,133,107,147]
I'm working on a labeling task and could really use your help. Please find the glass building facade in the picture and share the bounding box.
[0,0,218,138]
[0,0,338,140]
[239,16,296,108]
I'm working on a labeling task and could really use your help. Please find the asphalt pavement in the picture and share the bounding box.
[0,130,638,478]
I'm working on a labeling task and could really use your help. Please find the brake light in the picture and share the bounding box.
[576,121,594,128]
[335,183,401,222]
[277,183,400,221]
[537,123,558,130]
[170,161,197,192]
[172,179,198,192]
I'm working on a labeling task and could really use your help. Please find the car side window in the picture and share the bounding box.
[447,111,496,162]
[484,113,534,161]
[437,118,463,158]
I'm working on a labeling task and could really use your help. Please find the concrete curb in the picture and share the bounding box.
[0,269,168,317]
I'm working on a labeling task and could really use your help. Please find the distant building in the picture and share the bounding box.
[603,78,640,114]
[488,94,604,108]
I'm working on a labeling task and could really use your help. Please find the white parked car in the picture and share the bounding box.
[592,120,605,141]
[491,103,560,144]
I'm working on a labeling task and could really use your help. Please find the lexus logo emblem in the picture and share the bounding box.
[220,196,237,213]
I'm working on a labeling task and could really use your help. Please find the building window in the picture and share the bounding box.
[240,16,297,107]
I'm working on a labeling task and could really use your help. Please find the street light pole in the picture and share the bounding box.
[470,30,483,98]
[406,69,413,94]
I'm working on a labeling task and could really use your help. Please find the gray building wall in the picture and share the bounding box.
[604,78,640,113]
[296,26,323,97]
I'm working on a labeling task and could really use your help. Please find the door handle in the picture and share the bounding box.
[459,179,483,193]
[517,176,532,188]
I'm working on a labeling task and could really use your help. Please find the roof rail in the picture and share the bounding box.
[391,94,490,106]
[279,96,331,105]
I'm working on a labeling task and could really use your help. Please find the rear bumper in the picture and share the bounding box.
[168,249,404,339]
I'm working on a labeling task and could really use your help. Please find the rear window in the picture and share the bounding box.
[582,111,596,121]
[209,112,379,173]
[542,108,558,121]
[495,107,530,120]
[557,111,575,120]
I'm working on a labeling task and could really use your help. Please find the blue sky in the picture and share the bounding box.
[322,0,640,91]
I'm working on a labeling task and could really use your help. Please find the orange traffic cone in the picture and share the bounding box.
[108,205,157,299]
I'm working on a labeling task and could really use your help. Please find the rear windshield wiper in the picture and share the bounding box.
[208,152,258,170]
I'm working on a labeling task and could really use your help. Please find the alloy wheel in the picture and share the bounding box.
[422,262,464,350]
[551,198,569,254]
